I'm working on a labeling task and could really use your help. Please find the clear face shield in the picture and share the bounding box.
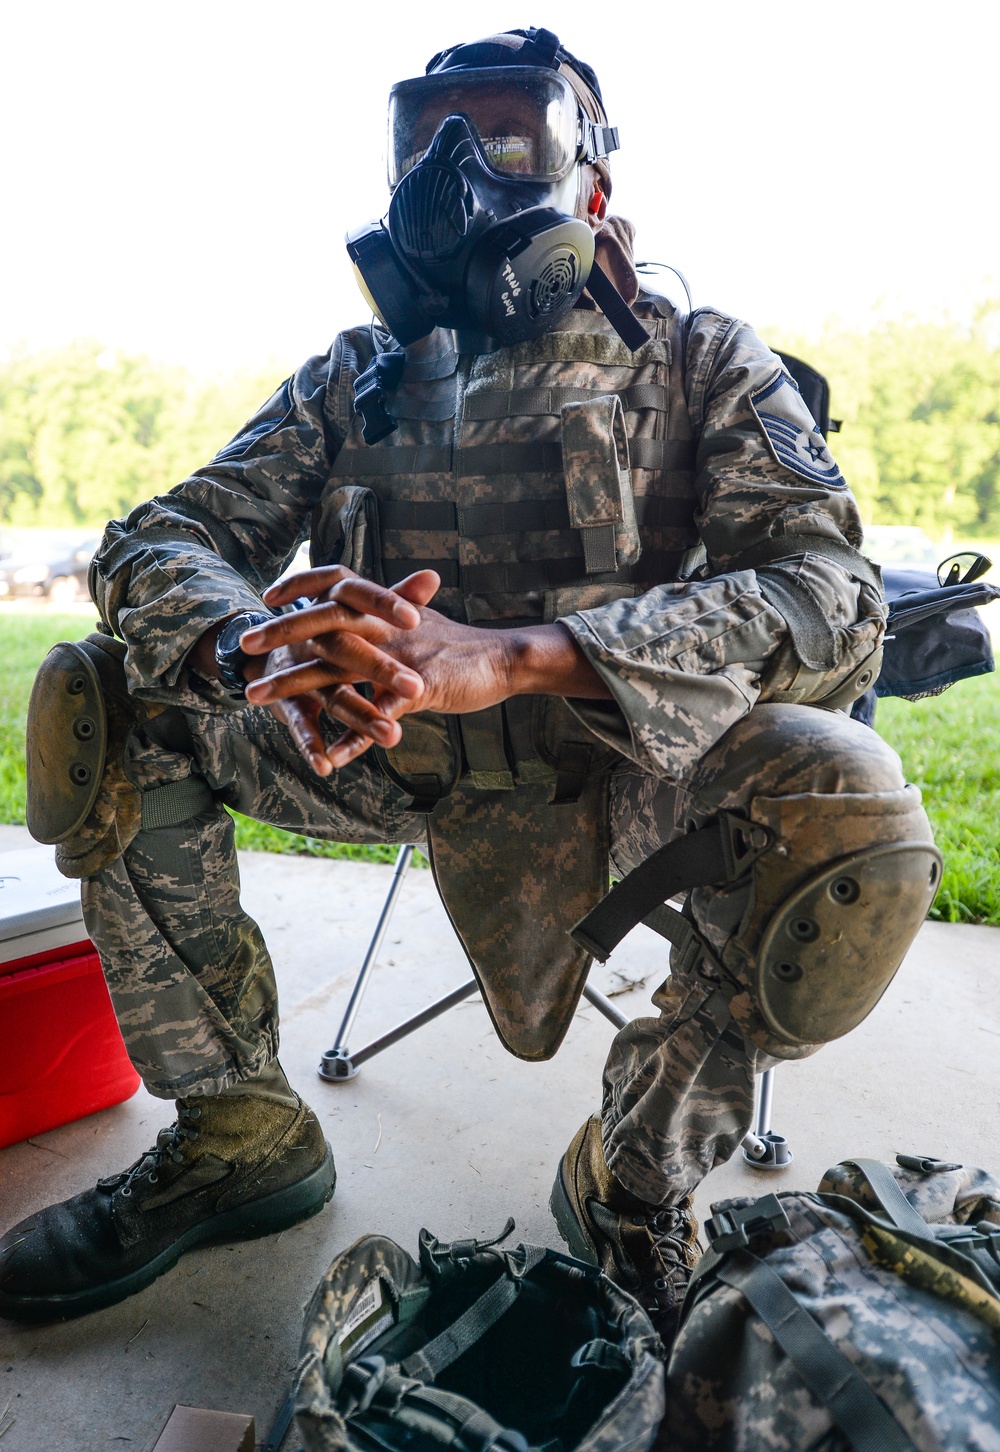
[387,67,589,191]
[344,60,643,425]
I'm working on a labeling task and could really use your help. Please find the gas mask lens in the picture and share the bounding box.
[388,68,581,187]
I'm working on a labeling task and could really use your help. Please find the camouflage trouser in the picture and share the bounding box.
[82,701,907,1207]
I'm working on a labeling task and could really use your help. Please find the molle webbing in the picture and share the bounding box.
[379,495,697,534]
[382,549,687,593]
[334,437,694,478]
[462,383,669,419]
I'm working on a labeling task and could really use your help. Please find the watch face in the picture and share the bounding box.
[215,611,273,697]
[217,614,254,657]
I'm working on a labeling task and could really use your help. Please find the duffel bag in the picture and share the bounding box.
[662,1154,1000,1451]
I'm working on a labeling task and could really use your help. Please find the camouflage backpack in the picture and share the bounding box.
[663,1155,1000,1451]
[293,1221,665,1452]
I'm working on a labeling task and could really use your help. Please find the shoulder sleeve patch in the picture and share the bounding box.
[750,370,846,488]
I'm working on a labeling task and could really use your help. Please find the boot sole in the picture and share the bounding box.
[0,1145,336,1324]
[548,1159,599,1267]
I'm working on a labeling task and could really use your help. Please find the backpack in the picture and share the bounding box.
[662,1155,1000,1451]
[293,1221,666,1452]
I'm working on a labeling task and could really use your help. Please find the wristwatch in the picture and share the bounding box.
[214,610,275,699]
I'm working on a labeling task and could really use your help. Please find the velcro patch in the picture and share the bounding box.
[750,371,845,488]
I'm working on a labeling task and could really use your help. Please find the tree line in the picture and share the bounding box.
[2,309,999,537]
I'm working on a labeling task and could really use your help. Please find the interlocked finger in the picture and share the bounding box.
[245,640,422,706]
[317,684,402,746]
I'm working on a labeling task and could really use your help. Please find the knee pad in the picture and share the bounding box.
[26,633,144,878]
[741,784,941,1048]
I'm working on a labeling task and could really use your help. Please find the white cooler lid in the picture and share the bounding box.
[0,845,88,966]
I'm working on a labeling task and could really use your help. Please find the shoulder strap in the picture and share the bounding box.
[401,1271,521,1384]
[844,1160,931,1238]
[717,1250,918,1452]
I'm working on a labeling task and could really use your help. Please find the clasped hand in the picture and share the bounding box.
[239,566,517,775]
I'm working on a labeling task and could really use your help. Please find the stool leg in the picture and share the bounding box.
[318,844,414,1081]
[742,1068,793,1169]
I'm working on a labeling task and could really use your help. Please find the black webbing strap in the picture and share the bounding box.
[380,495,697,539]
[572,822,728,962]
[459,706,514,789]
[400,1271,524,1385]
[717,1252,918,1452]
[458,499,569,535]
[630,438,697,472]
[637,494,698,528]
[335,445,454,477]
[728,533,883,593]
[573,814,773,961]
[383,548,687,595]
[845,1160,931,1238]
[457,443,562,476]
[584,261,653,353]
[336,437,685,480]
[581,523,617,574]
[381,500,459,532]
[383,558,462,588]
[140,777,215,831]
[462,383,669,420]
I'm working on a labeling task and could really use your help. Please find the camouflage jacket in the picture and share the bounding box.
[91,290,883,783]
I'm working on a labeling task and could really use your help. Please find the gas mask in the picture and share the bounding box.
[346,32,651,442]
[347,64,618,352]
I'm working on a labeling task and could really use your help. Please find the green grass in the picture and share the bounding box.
[1,612,996,921]
[875,672,1000,923]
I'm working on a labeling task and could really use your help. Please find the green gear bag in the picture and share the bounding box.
[663,1155,1000,1451]
[294,1223,666,1452]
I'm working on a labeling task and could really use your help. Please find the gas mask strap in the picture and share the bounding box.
[585,261,651,352]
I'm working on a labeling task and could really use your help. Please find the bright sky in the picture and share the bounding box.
[3,0,997,377]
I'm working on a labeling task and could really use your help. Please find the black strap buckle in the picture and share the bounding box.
[705,1194,790,1255]
[353,350,406,445]
[586,123,620,160]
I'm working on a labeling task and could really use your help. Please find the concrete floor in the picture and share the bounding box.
[1,821,999,1451]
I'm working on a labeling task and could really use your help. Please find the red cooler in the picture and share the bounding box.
[0,846,140,1149]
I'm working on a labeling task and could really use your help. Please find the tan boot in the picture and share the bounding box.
[0,1061,334,1322]
[550,1115,699,1340]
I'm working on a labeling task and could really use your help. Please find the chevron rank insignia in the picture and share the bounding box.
[750,371,846,488]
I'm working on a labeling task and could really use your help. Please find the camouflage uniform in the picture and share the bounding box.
[83,291,915,1207]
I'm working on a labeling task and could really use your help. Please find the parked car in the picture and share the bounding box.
[0,538,99,603]
[862,525,942,571]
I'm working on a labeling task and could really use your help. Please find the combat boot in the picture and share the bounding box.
[0,1061,335,1322]
[550,1115,699,1342]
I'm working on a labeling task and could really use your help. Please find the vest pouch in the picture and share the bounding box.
[561,394,641,576]
[310,483,385,582]
[376,712,463,814]
[525,696,621,804]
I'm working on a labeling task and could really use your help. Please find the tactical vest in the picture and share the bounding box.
[312,295,698,1062]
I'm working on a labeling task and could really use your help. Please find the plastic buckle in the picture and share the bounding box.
[705,1194,789,1254]
[353,351,405,445]
[340,1355,388,1415]
[719,812,773,882]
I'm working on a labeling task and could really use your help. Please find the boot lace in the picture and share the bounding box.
[115,1104,202,1197]
[629,1203,697,1306]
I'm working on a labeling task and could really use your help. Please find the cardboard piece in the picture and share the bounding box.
[151,1404,256,1452]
